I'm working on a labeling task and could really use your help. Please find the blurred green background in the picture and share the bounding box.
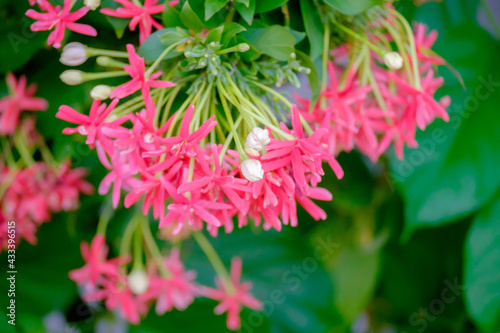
[1,0,500,332]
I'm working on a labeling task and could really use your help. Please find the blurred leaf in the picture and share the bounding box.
[181,227,336,333]
[205,0,229,21]
[221,22,246,47]
[255,0,288,14]
[235,0,256,25]
[206,25,224,44]
[299,0,324,61]
[465,193,500,333]
[180,1,205,32]
[241,26,296,61]
[390,20,500,236]
[323,0,383,15]
[139,28,182,63]
[162,3,184,28]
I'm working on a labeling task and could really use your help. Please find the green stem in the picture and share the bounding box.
[96,203,114,236]
[13,132,35,166]
[192,231,234,294]
[87,48,129,58]
[145,41,184,78]
[132,222,144,271]
[141,217,172,277]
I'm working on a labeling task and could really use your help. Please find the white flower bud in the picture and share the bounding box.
[90,85,112,100]
[245,127,270,154]
[84,0,101,10]
[128,270,149,295]
[60,70,83,85]
[60,42,88,66]
[383,52,403,70]
[241,159,264,182]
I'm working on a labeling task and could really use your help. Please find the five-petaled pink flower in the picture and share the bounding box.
[56,99,120,148]
[0,72,48,135]
[26,0,97,49]
[100,0,165,44]
[203,257,262,331]
[110,44,175,122]
[69,234,127,289]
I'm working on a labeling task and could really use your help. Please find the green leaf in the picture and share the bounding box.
[235,0,249,7]
[241,26,296,61]
[102,0,129,38]
[181,227,336,333]
[235,0,256,25]
[295,50,320,112]
[323,0,383,15]
[465,194,500,332]
[220,22,246,47]
[285,27,306,44]
[205,0,229,21]
[300,0,324,61]
[180,1,205,32]
[160,28,188,46]
[206,25,224,44]
[255,0,288,13]
[389,21,500,236]
[139,29,182,63]
[162,2,184,28]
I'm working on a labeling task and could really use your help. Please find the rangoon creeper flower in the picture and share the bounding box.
[383,51,404,70]
[60,42,88,66]
[25,0,97,49]
[240,159,264,182]
[0,73,48,135]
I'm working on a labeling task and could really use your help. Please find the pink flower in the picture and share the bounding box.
[203,257,262,330]
[83,275,148,324]
[0,73,47,135]
[56,99,120,148]
[25,0,97,49]
[138,249,198,314]
[110,44,175,121]
[69,235,126,289]
[100,0,165,44]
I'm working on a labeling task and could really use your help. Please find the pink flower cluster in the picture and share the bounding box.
[0,162,93,250]
[70,235,261,328]
[297,23,450,161]
[56,45,344,237]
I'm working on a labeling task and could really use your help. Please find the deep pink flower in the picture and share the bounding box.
[69,235,126,289]
[0,73,47,135]
[138,249,198,314]
[203,257,262,330]
[56,99,120,148]
[25,0,97,48]
[110,44,175,121]
[101,0,165,44]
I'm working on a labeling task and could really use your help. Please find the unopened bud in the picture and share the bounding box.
[60,42,87,66]
[90,85,112,100]
[245,127,270,154]
[128,270,149,295]
[241,159,264,182]
[96,56,112,66]
[60,70,83,85]
[237,43,250,52]
[244,144,260,157]
[383,52,403,70]
[84,0,100,10]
